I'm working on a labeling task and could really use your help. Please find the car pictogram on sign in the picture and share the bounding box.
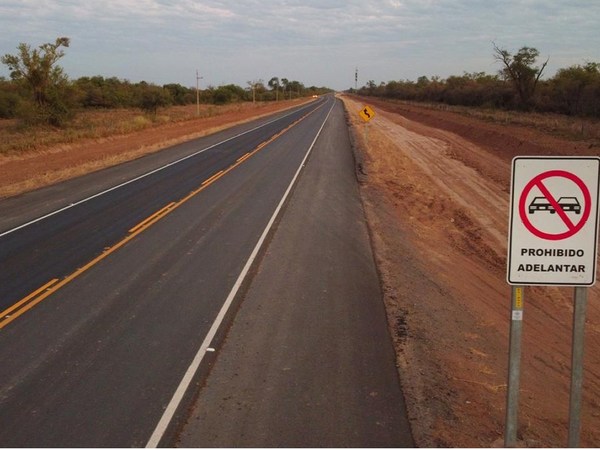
[528,196,581,214]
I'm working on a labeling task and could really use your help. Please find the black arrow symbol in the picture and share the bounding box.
[363,108,371,118]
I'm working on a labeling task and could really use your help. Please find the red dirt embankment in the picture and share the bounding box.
[342,95,600,447]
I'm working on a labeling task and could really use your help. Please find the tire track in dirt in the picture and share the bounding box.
[373,108,509,252]
[341,95,600,447]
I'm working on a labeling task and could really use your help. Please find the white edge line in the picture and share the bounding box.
[144,98,336,448]
[0,101,318,239]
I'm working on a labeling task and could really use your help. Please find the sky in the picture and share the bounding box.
[0,0,599,91]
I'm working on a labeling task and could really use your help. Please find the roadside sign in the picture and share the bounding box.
[505,157,600,447]
[359,105,375,122]
[507,157,600,286]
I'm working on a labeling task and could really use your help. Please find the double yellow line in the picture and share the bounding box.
[0,105,320,330]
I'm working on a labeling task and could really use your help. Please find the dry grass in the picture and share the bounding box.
[0,103,258,156]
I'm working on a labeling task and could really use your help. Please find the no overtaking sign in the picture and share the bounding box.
[507,157,600,286]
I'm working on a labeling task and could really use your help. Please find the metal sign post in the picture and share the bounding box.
[568,286,588,447]
[506,156,600,447]
[358,105,375,148]
[505,285,525,447]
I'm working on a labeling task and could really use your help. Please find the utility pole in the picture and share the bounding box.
[355,67,358,91]
[196,70,203,116]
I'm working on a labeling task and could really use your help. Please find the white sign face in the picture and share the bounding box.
[507,157,600,286]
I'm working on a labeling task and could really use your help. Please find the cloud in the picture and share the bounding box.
[1,0,598,89]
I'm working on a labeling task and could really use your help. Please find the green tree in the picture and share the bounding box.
[287,80,304,98]
[163,83,193,105]
[211,84,247,104]
[550,62,600,116]
[493,43,548,110]
[0,77,21,118]
[268,77,281,100]
[366,80,377,95]
[135,83,172,117]
[268,77,280,90]
[212,86,233,104]
[247,79,266,103]
[1,37,73,125]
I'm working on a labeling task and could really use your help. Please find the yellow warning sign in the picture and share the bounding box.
[359,105,375,122]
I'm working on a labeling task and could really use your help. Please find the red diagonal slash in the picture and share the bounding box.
[535,179,576,230]
[519,169,591,240]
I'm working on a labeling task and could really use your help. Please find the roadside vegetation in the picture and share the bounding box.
[0,103,281,155]
[0,36,331,154]
[354,44,600,120]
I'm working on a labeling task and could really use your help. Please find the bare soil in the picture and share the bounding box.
[341,95,600,447]
[2,96,600,447]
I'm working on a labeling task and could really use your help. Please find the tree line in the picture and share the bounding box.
[354,45,600,118]
[0,37,331,126]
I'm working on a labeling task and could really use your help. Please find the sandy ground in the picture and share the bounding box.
[2,96,600,446]
[341,95,600,447]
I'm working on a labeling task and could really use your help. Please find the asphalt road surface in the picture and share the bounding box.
[0,95,413,447]
[177,97,414,447]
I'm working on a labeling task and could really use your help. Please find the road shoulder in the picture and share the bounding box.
[176,99,414,447]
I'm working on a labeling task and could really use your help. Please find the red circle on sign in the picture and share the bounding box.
[519,170,591,240]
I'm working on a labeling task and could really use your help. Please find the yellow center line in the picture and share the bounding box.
[236,153,251,163]
[129,202,177,233]
[1,103,324,330]
[201,170,225,186]
[0,279,60,328]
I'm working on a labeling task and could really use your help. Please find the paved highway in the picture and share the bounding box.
[177,97,414,447]
[0,95,413,446]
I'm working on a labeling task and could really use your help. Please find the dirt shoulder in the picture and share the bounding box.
[0,100,308,199]
[341,95,600,447]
